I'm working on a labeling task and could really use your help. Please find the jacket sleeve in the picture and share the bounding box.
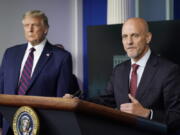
[56,52,73,97]
[163,65,180,131]
[0,50,6,128]
[152,64,180,130]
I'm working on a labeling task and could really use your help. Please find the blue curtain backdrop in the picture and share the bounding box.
[174,0,180,19]
[83,0,107,96]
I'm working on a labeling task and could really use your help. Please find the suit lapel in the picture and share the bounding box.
[12,44,27,94]
[26,42,53,92]
[136,54,158,100]
[122,61,131,97]
[118,60,131,103]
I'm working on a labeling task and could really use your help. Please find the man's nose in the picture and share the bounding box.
[127,37,133,45]
[27,25,33,32]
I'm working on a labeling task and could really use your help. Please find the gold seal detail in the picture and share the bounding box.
[12,106,39,135]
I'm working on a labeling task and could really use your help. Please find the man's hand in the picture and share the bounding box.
[63,94,79,99]
[120,94,150,118]
[63,94,73,98]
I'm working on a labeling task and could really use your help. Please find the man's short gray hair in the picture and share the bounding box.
[22,10,49,28]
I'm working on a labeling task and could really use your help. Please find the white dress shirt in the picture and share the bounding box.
[129,49,153,119]
[19,39,46,79]
[130,49,151,87]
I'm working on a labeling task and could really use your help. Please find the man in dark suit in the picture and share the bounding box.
[94,18,180,131]
[0,10,73,135]
[64,17,180,132]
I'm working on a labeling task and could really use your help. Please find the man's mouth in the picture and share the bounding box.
[127,47,136,50]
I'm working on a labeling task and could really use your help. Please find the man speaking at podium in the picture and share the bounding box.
[64,17,180,132]
[0,10,73,135]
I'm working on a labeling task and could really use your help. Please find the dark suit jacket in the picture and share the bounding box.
[89,53,180,129]
[0,41,73,134]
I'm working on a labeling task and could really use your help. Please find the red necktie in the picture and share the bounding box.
[130,64,139,97]
[18,48,35,95]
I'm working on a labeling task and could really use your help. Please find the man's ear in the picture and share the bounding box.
[146,32,152,44]
[44,27,48,34]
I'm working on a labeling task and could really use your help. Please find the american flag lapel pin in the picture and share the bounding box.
[46,53,50,57]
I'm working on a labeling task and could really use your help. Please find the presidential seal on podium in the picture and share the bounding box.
[12,106,40,135]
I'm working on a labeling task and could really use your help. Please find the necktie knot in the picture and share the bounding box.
[30,47,35,53]
[131,64,139,72]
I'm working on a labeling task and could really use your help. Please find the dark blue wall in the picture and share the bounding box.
[83,0,107,96]
[174,0,180,19]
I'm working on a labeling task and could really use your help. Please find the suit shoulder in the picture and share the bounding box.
[5,43,26,51]
[114,59,130,69]
[156,55,179,68]
[49,45,72,60]
[112,59,130,74]
[52,45,71,55]
[3,44,26,56]
[149,54,180,73]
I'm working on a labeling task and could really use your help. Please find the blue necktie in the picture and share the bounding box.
[18,48,35,95]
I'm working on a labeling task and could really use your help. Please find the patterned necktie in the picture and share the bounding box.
[18,48,35,95]
[130,64,139,97]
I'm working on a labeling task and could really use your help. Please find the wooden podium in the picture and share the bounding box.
[0,94,167,135]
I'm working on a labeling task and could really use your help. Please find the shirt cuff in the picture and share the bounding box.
[149,109,153,120]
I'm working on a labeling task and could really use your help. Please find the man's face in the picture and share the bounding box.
[22,16,48,46]
[122,19,151,62]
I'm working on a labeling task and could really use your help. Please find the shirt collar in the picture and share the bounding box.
[27,38,47,52]
[131,49,151,67]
